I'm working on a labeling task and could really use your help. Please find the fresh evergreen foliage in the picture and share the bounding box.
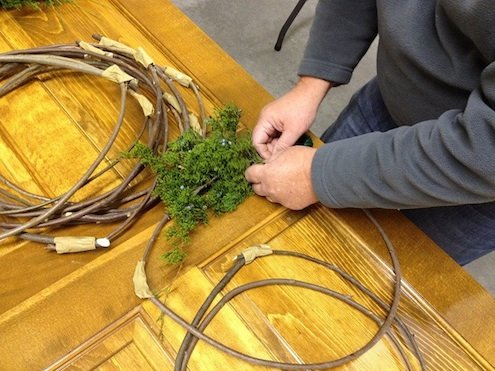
[0,0,66,9]
[127,104,260,263]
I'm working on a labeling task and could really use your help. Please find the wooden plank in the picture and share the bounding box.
[0,1,494,369]
[0,7,159,177]
[0,221,155,369]
[46,204,494,370]
[0,30,47,242]
[334,208,495,363]
[0,81,119,199]
[0,195,280,368]
[132,315,175,371]
[0,117,45,197]
[97,342,154,370]
[0,0,220,155]
[141,268,279,370]
[0,0,266,320]
[203,206,492,370]
[48,307,172,370]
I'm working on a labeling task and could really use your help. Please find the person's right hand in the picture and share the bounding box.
[252,76,332,159]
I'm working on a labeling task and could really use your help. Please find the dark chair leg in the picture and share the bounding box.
[274,0,308,51]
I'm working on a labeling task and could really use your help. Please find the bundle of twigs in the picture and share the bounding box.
[0,34,204,252]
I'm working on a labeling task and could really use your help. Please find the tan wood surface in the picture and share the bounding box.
[0,1,494,370]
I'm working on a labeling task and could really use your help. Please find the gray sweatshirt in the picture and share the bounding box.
[300,0,495,209]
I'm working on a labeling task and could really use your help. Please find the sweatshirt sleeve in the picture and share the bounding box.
[311,62,495,209]
[298,0,378,84]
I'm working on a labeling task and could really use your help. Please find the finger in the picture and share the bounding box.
[265,192,279,202]
[252,184,277,204]
[244,164,264,184]
[251,183,266,197]
[252,124,269,145]
[273,130,302,155]
[266,138,278,157]
[254,142,273,160]
[252,122,280,159]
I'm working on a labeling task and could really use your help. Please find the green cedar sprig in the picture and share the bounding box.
[0,0,67,9]
[126,104,260,263]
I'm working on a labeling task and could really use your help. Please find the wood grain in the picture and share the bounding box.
[203,205,492,369]
[47,307,173,370]
[47,206,493,370]
[0,1,494,370]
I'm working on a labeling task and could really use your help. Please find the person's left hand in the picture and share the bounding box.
[245,146,318,210]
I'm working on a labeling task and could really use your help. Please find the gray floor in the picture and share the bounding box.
[172,0,494,295]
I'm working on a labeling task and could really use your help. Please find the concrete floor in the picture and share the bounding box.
[172,0,494,295]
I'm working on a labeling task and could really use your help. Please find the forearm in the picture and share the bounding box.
[312,63,495,209]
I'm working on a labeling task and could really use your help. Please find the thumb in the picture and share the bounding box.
[244,163,265,184]
[272,130,301,155]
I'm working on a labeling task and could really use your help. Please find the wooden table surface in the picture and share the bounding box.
[0,1,494,369]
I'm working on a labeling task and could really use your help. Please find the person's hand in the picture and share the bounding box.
[252,77,332,159]
[245,146,318,210]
